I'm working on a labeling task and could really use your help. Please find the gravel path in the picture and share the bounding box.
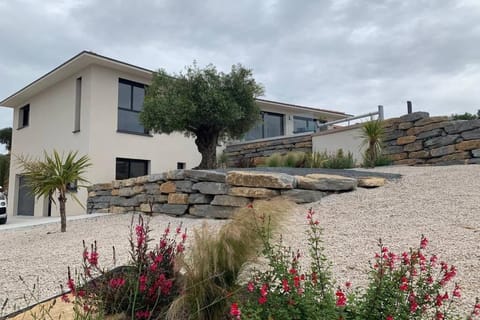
[1,165,479,316]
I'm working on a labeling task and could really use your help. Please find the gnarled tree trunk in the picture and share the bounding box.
[194,130,219,169]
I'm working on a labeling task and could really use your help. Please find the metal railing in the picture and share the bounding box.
[317,105,384,131]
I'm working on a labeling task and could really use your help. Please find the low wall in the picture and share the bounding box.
[87,169,370,219]
[312,124,365,165]
[224,134,312,167]
[382,112,480,165]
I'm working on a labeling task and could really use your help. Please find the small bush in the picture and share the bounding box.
[451,112,479,120]
[304,149,355,169]
[266,153,282,167]
[374,155,393,167]
[65,215,185,319]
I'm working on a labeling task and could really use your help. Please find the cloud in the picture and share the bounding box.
[1,0,480,122]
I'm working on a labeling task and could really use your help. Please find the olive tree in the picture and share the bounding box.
[140,63,264,169]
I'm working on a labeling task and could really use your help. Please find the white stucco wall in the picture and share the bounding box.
[8,68,92,217]
[312,125,366,165]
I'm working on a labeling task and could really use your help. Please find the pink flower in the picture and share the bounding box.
[139,274,147,292]
[230,302,241,318]
[386,316,394,320]
[345,281,352,288]
[258,296,267,305]
[135,310,151,319]
[420,235,428,249]
[260,283,268,297]
[61,294,70,303]
[109,277,126,289]
[453,284,461,298]
[247,281,255,292]
[293,276,300,288]
[182,233,187,242]
[436,311,444,320]
[399,276,409,291]
[176,243,184,253]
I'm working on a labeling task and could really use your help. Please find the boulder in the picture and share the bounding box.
[160,181,177,193]
[397,136,416,145]
[461,128,480,140]
[399,111,429,122]
[144,183,161,194]
[166,170,185,180]
[281,189,326,204]
[211,195,251,207]
[445,119,480,134]
[302,174,357,191]
[398,122,413,130]
[147,173,167,183]
[110,206,130,214]
[382,145,405,155]
[151,194,168,203]
[175,180,194,193]
[134,175,149,185]
[139,203,152,213]
[185,170,226,183]
[424,135,460,149]
[156,204,188,216]
[357,177,386,188]
[408,150,430,159]
[407,121,448,135]
[455,140,480,151]
[226,171,296,189]
[228,187,280,198]
[189,205,236,219]
[467,158,480,164]
[110,197,139,207]
[389,153,408,161]
[416,129,444,140]
[414,116,449,127]
[188,193,214,204]
[383,130,405,142]
[91,183,113,191]
[192,182,228,194]
[472,149,480,158]
[403,141,424,152]
[430,145,456,157]
[168,193,189,205]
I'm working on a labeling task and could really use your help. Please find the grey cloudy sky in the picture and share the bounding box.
[1,0,480,153]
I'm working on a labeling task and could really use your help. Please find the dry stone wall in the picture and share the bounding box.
[224,134,312,167]
[383,112,480,165]
[87,169,380,219]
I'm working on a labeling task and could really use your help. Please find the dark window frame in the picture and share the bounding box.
[293,116,318,134]
[73,77,82,133]
[117,78,149,135]
[18,104,30,129]
[115,158,149,180]
[244,111,285,141]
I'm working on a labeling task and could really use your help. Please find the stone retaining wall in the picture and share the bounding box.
[383,112,480,165]
[87,169,379,219]
[224,134,312,167]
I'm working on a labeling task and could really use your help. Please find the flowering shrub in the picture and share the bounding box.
[230,209,480,320]
[64,215,186,319]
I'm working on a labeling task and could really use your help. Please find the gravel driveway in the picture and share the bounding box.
[1,165,479,316]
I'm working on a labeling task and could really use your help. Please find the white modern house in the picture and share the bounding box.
[0,51,349,218]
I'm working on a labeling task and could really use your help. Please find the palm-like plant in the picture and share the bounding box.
[16,150,91,232]
[361,120,385,168]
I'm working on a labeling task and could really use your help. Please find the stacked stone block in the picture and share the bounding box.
[87,169,369,219]
[224,134,313,167]
[382,112,480,165]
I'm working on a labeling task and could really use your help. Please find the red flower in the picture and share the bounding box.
[289,268,297,275]
[230,302,241,318]
[135,310,151,319]
[260,283,268,297]
[386,316,394,320]
[61,294,70,303]
[311,272,318,284]
[177,243,184,253]
[258,296,267,305]
[409,292,418,313]
[282,279,290,292]
[399,276,408,291]
[293,276,300,288]
[335,289,347,307]
[345,281,352,288]
[139,274,147,292]
[109,277,126,289]
[182,233,187,242]
[435,311,444,320]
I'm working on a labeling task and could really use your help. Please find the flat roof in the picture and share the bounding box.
[0,51,349,119]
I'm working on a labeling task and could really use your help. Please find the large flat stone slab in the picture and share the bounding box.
[188,193,214,204]
[228,187,280,198]
[192,182,228,194]
[189,205,236,219]
[281,189,326,204]
[211,195,251,207]
[155,204,188,216]
[357,177,386,188]
[226,171,296,189]
[300,174,357,191]
[185,170,226,182]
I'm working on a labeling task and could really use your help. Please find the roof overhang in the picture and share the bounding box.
[0,51,154,108]
[256,98,351,120]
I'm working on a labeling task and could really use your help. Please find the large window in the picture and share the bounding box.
[117,79,148,134]
[244,112,284,141]
[115,158,149,180]
[293,116,317,133]
[18,104,30,129]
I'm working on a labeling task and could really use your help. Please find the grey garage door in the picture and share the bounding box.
[17,176,34,216]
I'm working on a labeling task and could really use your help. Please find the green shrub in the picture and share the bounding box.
[266,153,282,167]
[304,149,355,169]
[283,151,306,168]
[374,155,393,167]
[360,120,385,168]
[451,112,479,120]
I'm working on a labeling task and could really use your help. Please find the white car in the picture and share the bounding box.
[0,193,6,224]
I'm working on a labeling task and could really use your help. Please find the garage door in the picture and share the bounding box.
[17,176,34,216]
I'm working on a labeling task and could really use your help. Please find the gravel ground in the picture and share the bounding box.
[1,165,479,316]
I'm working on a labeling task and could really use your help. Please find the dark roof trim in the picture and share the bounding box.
[256,98,350,117]
[0,51,154,106]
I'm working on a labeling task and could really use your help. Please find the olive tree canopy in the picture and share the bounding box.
[140,63,264,169]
